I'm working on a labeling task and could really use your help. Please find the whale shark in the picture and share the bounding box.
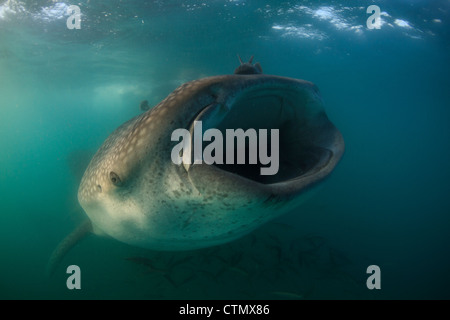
[47,57,344,274]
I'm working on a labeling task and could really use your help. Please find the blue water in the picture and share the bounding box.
[1,0,449,299]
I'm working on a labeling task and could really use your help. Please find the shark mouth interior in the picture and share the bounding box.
[194,85,339,185]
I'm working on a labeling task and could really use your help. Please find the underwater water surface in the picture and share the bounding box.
[0,0,449,300]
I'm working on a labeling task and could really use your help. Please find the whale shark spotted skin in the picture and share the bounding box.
[49,58,344,273]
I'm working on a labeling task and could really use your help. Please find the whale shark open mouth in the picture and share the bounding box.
[188,78,344,186]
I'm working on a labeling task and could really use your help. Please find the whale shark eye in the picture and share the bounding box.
[110,171,122,186]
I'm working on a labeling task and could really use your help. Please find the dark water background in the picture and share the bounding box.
[1,0,449,299]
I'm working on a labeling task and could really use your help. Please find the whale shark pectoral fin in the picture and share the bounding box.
[46,219,93,277]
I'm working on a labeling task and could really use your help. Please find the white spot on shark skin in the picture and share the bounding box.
[136,139,145,148]
[139,127,148,137]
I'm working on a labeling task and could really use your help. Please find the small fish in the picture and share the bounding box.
[210,254,228,265]
[269,222,295,232]
[230,252,244,267]
[168,255,195,269]
[266,244,283,263]
[175,273,198,287]
[124,256,153,266]
[125,257,168,275]
[139,99,150,111]
[290,235,326,254]
[328,247,352,267]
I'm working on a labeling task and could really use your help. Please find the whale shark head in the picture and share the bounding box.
[77,59,344,251]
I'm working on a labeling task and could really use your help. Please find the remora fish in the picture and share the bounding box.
[47,56,344,274]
